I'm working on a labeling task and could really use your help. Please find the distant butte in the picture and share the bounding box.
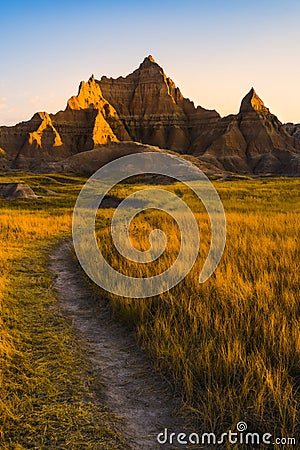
[0,56,299,175]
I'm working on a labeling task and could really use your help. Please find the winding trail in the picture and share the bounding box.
[50,241,186,449]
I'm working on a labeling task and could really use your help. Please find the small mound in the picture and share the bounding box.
[46,141,221,176]
[49,141,164,175]
[0,183,37,199]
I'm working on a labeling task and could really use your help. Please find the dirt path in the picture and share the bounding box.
[49,241,186,449]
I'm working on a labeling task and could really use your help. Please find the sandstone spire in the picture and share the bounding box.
[139,55,157,67]
[239,87,270,114]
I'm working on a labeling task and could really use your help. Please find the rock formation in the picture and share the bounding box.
[284,122,300,140]
[99,55,219,152]
[196,88,300,174]
[0,182,36,199]
[0,56,299,175]
[0,76,131,169]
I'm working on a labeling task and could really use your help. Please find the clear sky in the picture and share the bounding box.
[1,0,299,125]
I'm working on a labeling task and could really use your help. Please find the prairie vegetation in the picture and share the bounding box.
[98,178,300,445]
[0,174,124,449]
[0,173,299,448]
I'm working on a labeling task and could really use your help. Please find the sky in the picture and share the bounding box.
[0,0,300,125]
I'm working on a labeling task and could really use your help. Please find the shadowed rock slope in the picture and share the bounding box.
[46,141,221,177]
[285,122,300,140]
[0,56,299,174]
[196,88,300,174]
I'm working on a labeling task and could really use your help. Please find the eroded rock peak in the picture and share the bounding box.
[240,87,270,114]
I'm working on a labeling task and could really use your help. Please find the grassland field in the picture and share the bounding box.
[0,172,299,449]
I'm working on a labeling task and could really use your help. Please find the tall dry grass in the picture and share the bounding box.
[0,210,69,442]
[1,175,299,448]
[0,210,70,360]
[97,185,300,444]
[0,205,124,449]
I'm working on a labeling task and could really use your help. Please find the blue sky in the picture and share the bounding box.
[1,0,300,125]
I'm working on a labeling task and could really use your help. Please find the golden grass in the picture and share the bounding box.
[96,182,300,445]
[1,174,299,449]
[0,205,125,448]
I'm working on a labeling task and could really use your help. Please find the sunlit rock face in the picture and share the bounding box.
[0,57,299,174]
